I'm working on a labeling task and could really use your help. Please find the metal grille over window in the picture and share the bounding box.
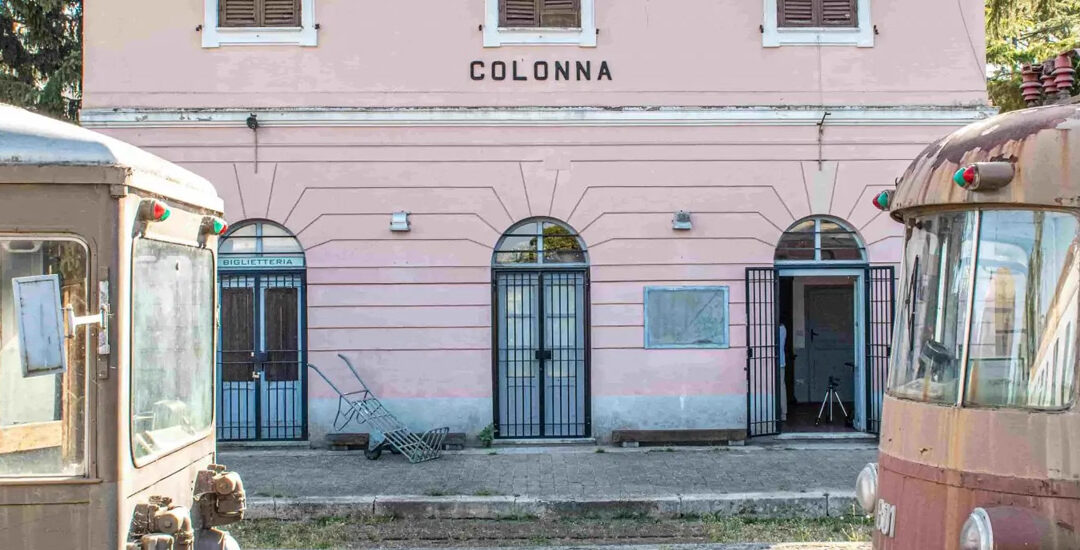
[217,221,307,441]
[775,217,866,263]
[778,0,857,27]
[493,218,590,439]
[499,0,582,28]
[219,0,300,27]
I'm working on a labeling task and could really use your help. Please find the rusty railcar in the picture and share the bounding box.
[0,105,246,549]
[856,96,1080,548]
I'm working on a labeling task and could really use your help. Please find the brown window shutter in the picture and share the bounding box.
[261,0,301,27]
[219,0,258,27]
[778,0,815,27]
[500,0,540,27]
[820,0,857,27]
[539,0,581,28]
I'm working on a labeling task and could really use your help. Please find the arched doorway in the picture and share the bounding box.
[492,218,590,439]
[217,220,307,441]
[746,216,893,437]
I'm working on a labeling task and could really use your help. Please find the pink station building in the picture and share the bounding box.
[81,0,994,446]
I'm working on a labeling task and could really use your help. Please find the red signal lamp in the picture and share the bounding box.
[140,199,171,222]
[871,190,893,211]
[953,165,977,188]
[953,162,1015,192]
[204,217,228,236]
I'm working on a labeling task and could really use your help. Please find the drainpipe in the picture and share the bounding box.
[817,111,831,170]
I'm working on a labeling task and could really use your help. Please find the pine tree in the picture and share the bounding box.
[0,0,82,120]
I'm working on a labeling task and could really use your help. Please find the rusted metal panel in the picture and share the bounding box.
[892,103,1080,218]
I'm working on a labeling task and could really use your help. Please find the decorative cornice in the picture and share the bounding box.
[80,105,998,129]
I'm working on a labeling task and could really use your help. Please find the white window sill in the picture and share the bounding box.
[203,0,318,47]
[761,0,874,48]
[483,0,596,47]
[764,27,874,48]
[203,26,317,47]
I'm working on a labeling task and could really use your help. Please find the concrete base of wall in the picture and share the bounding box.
[246,491,858,521]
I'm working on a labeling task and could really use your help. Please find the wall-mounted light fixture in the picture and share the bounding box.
[672,210,692,231]
[390,211,411,232]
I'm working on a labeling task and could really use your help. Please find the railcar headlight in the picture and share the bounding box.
[854,462,878,513]
[959,508,993,550]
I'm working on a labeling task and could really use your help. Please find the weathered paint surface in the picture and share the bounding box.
[82,0,990,442]
[880,103,1080,549]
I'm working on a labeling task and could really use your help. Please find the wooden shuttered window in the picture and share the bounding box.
[500,0,581,28]
[219,0,301,28]
[778,0,857,28]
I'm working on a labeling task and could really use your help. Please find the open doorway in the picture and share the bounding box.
[779,275,859,433]
[745,216,894,438]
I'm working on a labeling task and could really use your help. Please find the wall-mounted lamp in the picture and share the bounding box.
[390,211,411,232]
[672,210,692,231]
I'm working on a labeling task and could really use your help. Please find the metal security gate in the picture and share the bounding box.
[865,266,895,434]
[746,268,780,436]
[218,272,307,441]
[493,270,590,438]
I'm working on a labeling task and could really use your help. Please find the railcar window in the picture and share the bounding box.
[0,238,87,477]
[888,212,976,404]
[130,239,214,462]
[965,211,1079,409]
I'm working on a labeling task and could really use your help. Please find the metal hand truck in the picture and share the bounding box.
[308,354,449,463]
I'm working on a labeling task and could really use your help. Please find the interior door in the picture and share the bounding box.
[260,281,303,440]
[219,276,257,440]
[806,286,856,405]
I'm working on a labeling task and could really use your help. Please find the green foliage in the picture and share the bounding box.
[0,0,82,120]
[478,423,495,448]
[985,0,1080,111]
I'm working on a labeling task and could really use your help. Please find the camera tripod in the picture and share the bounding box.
[814,375,849,426]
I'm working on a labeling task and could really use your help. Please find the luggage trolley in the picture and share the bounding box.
[308,354,449,463]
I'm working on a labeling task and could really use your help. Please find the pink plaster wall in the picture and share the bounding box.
[83,0,987,109]
[96,122,930,408]
[81,0,989,435]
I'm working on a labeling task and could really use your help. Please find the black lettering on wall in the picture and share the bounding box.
[598,61,612,81]
[555,61,570,81]
[512,60,527,81]
[470,61,485,81]
[492,61,506,81]
[534,61,549,81]
[576,61,591,81]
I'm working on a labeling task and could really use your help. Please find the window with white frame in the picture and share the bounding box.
[202,0,318,48]
[762,0,874,47]
[484,0,596,47]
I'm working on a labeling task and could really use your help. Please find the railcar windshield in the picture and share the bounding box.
[0,237,87,477]
[130,238,214,463]
[889,209,1080,409]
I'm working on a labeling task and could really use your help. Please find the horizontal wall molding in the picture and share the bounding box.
[81,105,997,129]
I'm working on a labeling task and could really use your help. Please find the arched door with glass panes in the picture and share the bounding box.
[217,221,307,441]
[492,219,590,439]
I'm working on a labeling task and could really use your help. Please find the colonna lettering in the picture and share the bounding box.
[470,60,612,81]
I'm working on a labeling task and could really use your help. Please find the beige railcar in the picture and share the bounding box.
[0,105,245,549]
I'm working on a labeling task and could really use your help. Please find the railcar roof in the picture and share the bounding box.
[0,104,222,211]
[891,103,1080,220]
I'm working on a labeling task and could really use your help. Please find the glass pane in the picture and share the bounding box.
[508,222,540,236]
[219,223,258,255]
[965,211,1079,409]
[888,212,977,404]
[0,238,87,477]
[789,219,816,233]
[131,239,214,462]
[775,231,816,261]
[259,224,303,254]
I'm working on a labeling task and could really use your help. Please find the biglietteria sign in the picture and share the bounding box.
[471,60,612,81]
[219,256,305,269]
